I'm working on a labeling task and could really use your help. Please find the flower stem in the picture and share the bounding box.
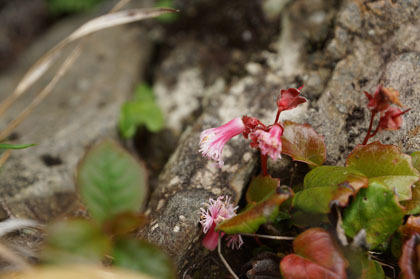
[362,111,376,145]
[218,236,239,279]
[274,110,281,124]
[261,153,268,176]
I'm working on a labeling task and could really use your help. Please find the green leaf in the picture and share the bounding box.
[246,175,280,204]
[42,220,110,264]
[293,166,368,214]
[217,187,292,234]
[401,151,420,214]
[113,238,175,279]
[344,248,385,279]
[0,143,35,149]
[346,142,419,201]
[103,212,147,236]
[280,228,348,279]
[119,83,164,139]
[155,0,178,23]
[47,0,102,15]
[77,140,148,224]
[281,121,326,166]
[342,181,404,249]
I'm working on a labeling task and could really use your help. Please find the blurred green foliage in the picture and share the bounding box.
[156,0,178,22]
[119,83,164,139]
[47,0,103,15]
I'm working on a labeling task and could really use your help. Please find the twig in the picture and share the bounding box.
[0,241,31,270]
[218,235,239,279]
[0,150,11,169]
[241,233,295,240]
[0,219,44,237]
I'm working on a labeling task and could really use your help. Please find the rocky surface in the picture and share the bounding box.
[0,0,154,221]
[0,0,419,277]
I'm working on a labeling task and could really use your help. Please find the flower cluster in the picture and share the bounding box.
[199,196,243,250]
[198,87,307,168]
[362,85,410,144]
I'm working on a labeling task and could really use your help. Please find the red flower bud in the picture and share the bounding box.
[277,86,307,112]
[378,107,410,131]
[364,85,404,113]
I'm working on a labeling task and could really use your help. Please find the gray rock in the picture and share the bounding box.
[0,5,154,221]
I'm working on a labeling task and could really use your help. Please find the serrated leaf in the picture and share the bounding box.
[399,234,420,279]
[293,166,368,214]
[342,181,404,249]
[344,248,385,279]
[401,152,420,214]
[280,228,348,279]
[119,83,164,139]
[0,143,35,149]
[77,140,147,224]
[281,121,326,166]
[346,142,419,201]
[246,175,280,204]
[217,187,292,234]
[6,265,154,279]
[42,220,110,264]
[113,238,175,279]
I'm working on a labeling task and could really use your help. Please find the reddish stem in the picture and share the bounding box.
[274,110,281,124]
[261,153,268,176]
[362,111,377,145]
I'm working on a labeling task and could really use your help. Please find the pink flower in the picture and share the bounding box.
[277,86,307,112]
[199,196,244,250]
[378,107,410,131]
[253,124,284,160]
[199,118,245,167]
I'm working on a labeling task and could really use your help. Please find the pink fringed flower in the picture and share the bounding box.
[199,118,245,167]
[253,124,284,160]
[199,196,244,250]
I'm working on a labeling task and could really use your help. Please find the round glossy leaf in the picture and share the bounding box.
[342,181,404,249]
[346,142,419,201]
[281,121,326,166]
[280,228,348,279]
[113,238,175,279]
[293,166,368,214]
[77,140,148,224]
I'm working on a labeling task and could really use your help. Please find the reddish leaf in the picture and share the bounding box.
[399,234,420,279]
[280,228,348,279]
[401,216,420,241]
[346,142,419,201]
[281,121,326,166]
[217,187,293,234]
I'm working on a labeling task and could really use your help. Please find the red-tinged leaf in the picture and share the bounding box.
[280,228,348,279]
[401,216,420,240]
[217,187,293,234]
[346,142,419,201]
[399,234,420,279]
[293,166,368,214]
[401,152,420,214]
[246,175,280,204]
[281,121,326,166]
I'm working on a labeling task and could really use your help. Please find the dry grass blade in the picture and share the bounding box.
[0,150,11,169]
[0,219,41,237]
[0,7,177,117]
